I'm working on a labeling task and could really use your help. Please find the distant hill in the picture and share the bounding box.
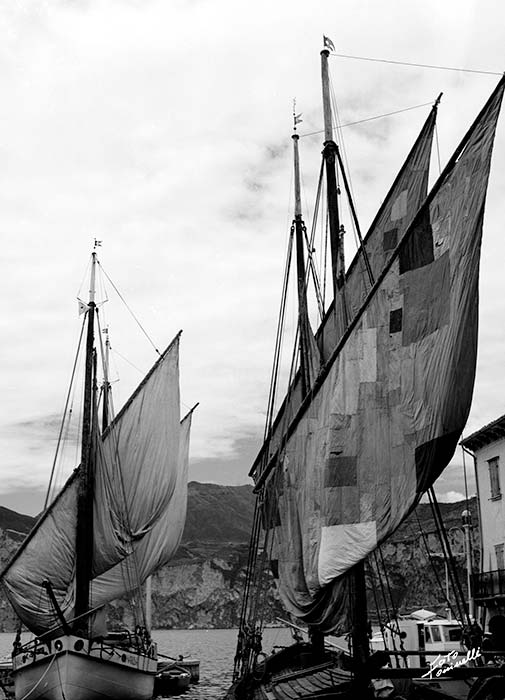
[0,484,474,547]
[0,506,34,539]
[182,481,254,543]
[0,483,255,544]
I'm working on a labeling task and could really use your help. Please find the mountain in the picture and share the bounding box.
[0,506,35,540]
[181,482,254,543]
[0,484,479,630]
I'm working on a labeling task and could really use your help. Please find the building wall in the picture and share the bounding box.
[475,436,505,573]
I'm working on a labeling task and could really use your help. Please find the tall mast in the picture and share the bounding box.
[321,40,369,674]
[320,47,344,300]
[292,111,313,396]
[74,251,97,634]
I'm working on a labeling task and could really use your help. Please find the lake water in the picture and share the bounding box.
[0,627,296,700]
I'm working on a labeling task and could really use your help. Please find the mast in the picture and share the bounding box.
[320,47,344,300]
[145,576,152,635]
[321,40,369,672]
[462,509,474,620]
[292,112,313,395]
[74,251,97,634]
[102,327,111,431]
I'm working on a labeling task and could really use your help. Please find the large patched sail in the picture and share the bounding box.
[253,106,438,476]
[265,78,504,633]
[1,335,184,636]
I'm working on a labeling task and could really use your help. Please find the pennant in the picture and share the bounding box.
[294,113,303,125]
[323,35,335,52]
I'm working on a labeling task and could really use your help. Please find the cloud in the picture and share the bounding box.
[436,491,467,504]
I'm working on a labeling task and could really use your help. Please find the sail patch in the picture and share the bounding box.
[389,308,403,334]
[399,210,435,273]
[324,455,357,487]
[318,522,377,584]
[400,252,450,345]
[390,189,408,221]
[383,228,398,252]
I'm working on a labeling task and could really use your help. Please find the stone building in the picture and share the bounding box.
[461,415,505,619]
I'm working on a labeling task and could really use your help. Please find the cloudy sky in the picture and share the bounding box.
[1,0,504,515]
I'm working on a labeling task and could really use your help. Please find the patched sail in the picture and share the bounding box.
[265,78,504,633]
[1,335,183,636]
[253,105,437,475]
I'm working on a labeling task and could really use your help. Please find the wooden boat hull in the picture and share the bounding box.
[12,635,157,700]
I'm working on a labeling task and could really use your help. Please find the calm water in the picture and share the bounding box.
[0,627,295,700]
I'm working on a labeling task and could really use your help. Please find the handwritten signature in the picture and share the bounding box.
[421,648,482,679]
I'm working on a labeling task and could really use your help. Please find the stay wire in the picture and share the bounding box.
[377,544,407,665]
[414,511,459,621]
[329,53,502,77]
[301,102,434,138]
[371,553,399,662]
[97,260,160,356]
[44,315,87,510]
[428,488,469,625]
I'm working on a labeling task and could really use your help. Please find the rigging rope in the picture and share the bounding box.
[97,261,160,356]
[414,511,459,621]
[428,488,469,625]
[301,102,434,138]
[44,316,87,509]
[329,53,502,77]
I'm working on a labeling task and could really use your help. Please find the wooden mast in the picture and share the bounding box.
[320,40,369,675]
[292,112,313,396]
[102,327,111,431]
[320,47,344,299]
[74,251,97,635]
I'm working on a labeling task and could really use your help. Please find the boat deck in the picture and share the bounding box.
[267,663,352,699]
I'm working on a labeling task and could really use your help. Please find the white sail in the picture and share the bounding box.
[90,409,192,606]
[2,335,182,636]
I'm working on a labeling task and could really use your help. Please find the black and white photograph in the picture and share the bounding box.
[1,2,505,698]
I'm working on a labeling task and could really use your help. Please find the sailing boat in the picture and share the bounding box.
[228,42,505,700]
[1,249,194,700]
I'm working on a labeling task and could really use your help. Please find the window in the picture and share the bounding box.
[444,626,462,642]
[429,626,442,642]
[495,543,505,571]
[488,457,502,499]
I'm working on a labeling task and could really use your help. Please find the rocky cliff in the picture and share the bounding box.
[0,484,479,630]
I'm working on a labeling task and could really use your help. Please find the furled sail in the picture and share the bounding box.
[252,105,438,485]
[1,334,183,636]
[265,78,504,633]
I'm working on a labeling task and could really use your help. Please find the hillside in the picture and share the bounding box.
[181,482,254,543]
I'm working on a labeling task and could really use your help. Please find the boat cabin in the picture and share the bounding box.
[370,610,463,666]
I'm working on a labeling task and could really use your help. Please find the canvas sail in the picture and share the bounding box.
[253,106,437,476]
[1,335,183,636]
[263,78,504,633]
[90,409,192,607]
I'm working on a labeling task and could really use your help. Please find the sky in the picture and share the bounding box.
[1,0,505,515]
